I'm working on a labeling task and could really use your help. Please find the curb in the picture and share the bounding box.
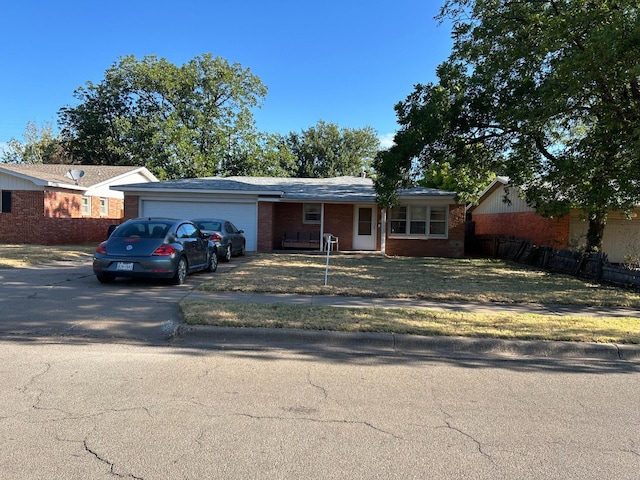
[175,325,640,361]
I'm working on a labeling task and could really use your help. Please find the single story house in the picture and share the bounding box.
[467,176,640,264]
[0,164,158,245]
[112,175,466,257]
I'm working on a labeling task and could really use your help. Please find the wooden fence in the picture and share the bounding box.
[469,234,640,289]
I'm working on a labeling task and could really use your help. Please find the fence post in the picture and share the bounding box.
[596,253,604,281]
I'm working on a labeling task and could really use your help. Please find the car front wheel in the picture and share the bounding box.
[171,257,188,285]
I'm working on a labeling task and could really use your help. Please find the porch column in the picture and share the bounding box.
[320,203,325,251]
[381,208,387,255]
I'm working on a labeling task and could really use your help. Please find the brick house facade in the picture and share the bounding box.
[0,164,157,245]
[116,176,466,258]
[472,211,571,248]
[467,177,640,263]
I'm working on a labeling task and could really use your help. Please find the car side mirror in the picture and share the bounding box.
[238,230,244,234]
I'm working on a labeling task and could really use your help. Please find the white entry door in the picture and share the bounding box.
[353,205,377,250]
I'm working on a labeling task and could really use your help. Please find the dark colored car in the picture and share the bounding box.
[191,218,246,262]
[93,218,218,284]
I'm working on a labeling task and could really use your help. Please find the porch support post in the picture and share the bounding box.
[320,203,325,251]
[381,208,387,255]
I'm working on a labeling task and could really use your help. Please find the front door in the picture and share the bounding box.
[353,205,377,250]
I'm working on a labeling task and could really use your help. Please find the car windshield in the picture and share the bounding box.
[197,221,221,231]
[114,222,171,239]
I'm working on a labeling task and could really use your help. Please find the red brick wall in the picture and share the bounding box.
[323,204,355,250]
[473,211,570,248]
[0,190,124,245]
[272,203,321,250]
[124,194,140,219]
[257,202,274,252]
[385,204,466,258]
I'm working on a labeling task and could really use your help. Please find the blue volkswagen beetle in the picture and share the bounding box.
[93,218,218,284]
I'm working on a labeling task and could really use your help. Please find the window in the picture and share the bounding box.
[1,191,11,213]
[358,207,373,236]
[303,203,321,224]
[429,206,447,235]
[81,196,91,216]
[99,197,108,216]
[389,204,448,238]
[390,206,407,234]
[177,223,199,239]
[410,206,427,234]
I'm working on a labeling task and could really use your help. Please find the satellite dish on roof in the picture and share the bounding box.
[66,169,85,185]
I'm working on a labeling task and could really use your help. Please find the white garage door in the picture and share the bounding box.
[140,199,257,252]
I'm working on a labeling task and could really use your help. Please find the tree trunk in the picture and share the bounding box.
[585,210,607,253]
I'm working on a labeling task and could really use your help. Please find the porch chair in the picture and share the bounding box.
[323,233,339,252]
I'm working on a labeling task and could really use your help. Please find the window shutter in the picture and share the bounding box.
[1,191,11,213]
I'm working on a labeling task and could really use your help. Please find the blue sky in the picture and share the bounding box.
[0,1,453,151]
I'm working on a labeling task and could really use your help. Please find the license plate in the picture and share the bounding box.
[116,262,134,271]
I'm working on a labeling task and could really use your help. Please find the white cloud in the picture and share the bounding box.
[378,133,396,150]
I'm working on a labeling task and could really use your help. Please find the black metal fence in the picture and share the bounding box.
[469,234,640,289]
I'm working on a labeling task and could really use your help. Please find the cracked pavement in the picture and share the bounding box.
[2,341,640,479]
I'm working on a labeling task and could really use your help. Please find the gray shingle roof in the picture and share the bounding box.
[115,175,456,202]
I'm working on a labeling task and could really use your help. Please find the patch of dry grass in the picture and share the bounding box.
[180,300,640,344]
[199,253,640,307]
[0,243,97,268]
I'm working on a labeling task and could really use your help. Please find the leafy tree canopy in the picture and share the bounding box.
[58,54,267,179]
[374,0,640,251]
[1,121,64,164]
[285,120,380,178]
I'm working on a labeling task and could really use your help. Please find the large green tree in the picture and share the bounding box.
[1,121,64,164]
[219,131,298,177]
[58,54,267,179]
[375,0,640,252]
[286,120,380,178]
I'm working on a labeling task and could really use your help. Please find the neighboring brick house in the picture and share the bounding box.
[0,164,157,245]
[467,176,640,263]
[114,176,466,257]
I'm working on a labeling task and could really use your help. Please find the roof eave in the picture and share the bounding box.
[90,167,159,190]
[112,185,285,197]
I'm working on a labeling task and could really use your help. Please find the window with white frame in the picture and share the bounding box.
[303,203,321,224]
[389,204,448,238]
[81,196,91,216]
[99,197,108,216]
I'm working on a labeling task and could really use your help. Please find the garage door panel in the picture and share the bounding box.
[140,200,257,252]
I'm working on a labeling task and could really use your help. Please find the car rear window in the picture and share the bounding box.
[114,222,171,238]
[198,222,221,231]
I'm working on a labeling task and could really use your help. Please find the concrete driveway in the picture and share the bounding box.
[0,257,236,345]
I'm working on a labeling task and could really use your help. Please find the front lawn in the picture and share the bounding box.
[198,253,640,307]
[0,243,97,268]
[185,253,640,343]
